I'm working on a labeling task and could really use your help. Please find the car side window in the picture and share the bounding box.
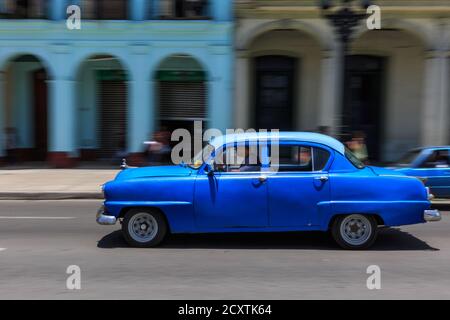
[313,147,331,171]
[212,144,262,173]
[419,150,450,168]
[276,146,313,172]
[270,145,330,172]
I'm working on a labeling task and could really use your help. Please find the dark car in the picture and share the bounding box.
[393,147,450,198]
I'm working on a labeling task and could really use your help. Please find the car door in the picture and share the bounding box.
[267,143,332,227]
[412,149,450,198]
[194,143,269,229]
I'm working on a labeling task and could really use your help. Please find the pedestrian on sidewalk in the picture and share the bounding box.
[4,127,18,165]
[346,131,369,164]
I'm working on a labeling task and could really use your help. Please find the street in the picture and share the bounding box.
[0,200,449,299]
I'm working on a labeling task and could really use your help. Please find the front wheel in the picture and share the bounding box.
[331,214,378,250]
[122,209,167,248]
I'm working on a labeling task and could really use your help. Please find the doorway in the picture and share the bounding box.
[343,55,386,161]
[32,68,48,161]
[254,55,296,131]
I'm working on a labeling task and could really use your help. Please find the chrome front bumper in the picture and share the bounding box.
[96,206,117,225]
[424,209,441,222]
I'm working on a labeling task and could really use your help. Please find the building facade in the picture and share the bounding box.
[0,0,233,166]
[1,0,450,167]
[235,0,450,162]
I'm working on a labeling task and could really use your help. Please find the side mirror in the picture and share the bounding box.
[204,164,214,176]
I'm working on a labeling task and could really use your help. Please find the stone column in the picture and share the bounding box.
[235,50,250,130]
[47,77,77,167]
[130,0,148,21]
[209,46,233,132]
[440,53,449,144]
[49,0,67,20]
[0,72,5,159]
[211,0,232,21]
[318,49,340,136]
[421,50,448,146]
[127,55,152,166]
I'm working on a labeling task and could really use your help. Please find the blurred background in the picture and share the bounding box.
[0,0,448,168]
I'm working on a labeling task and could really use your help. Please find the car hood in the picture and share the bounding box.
[115,165,194,181]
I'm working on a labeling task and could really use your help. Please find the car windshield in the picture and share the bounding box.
[188,143,215,169]
[397,149,421,166]
[345,148,365,169]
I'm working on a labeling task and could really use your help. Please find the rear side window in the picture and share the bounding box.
[419,149,450,168]
[345,148,365,169]
[314,147,331,171]
[270,145,331,172]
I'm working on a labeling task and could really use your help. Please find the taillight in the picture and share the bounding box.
[418,177,428,185]
[426,187,434,200]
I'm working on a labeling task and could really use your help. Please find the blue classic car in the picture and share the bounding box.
[392,147,450,199]
[97,132,440,249]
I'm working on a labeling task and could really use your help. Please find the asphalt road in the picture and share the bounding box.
[0,200,449,300]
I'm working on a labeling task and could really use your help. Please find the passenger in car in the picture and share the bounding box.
[297,147,313,171]
[238,146,261,172]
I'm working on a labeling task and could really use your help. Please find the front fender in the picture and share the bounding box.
[103,176,196,233]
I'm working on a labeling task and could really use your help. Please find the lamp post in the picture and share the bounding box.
[318,0,372,139]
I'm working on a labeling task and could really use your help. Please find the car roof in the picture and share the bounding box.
[410,146,450,152]
[209,131,346,155]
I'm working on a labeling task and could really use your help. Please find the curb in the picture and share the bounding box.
[0,192,448,204]
[0,192,103,200]
[432,200,450,208]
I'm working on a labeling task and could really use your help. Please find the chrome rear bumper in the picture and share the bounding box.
[424,209,441,222]
[96,206,117,225]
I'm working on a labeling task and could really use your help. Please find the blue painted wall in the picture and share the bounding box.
[0,0,234,159]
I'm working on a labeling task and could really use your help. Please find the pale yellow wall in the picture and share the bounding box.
[351,30,425,160]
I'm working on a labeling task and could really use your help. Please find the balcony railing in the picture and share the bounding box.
[158,0,211,20]
[81,0,128,20]
[0,0,214,21]
[0,0,48,19]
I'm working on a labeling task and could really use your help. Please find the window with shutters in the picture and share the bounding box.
[81,0,128,20]
[159,0,210,20]
[0,0,47,19]
[159,81,207,121]
[97,71,128,159]
[156,56,208,123]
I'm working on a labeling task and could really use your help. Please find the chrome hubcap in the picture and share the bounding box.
[128,212,158,243]
[340,215,372,246]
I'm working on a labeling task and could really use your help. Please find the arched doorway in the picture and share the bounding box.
[3,54,49,162]
[343,55,386,161]
[247,28,322,131]
[350,28,425,162]
[76,55,128,161]
[254,55,296,131]
[154,54,208,138]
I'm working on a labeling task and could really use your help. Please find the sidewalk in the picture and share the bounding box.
[0,169,117,200]
[1,168,450,203]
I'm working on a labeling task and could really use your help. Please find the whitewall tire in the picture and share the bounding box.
[122,209,167,248]
[331,214,378,250]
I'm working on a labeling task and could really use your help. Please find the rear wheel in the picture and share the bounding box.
[122,209,167,248]
[331,214,378,250]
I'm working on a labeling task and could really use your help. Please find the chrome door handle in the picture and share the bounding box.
[315,176,328,182]
[258,176,268,183]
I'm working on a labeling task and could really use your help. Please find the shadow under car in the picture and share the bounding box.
[97,227,438,251]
